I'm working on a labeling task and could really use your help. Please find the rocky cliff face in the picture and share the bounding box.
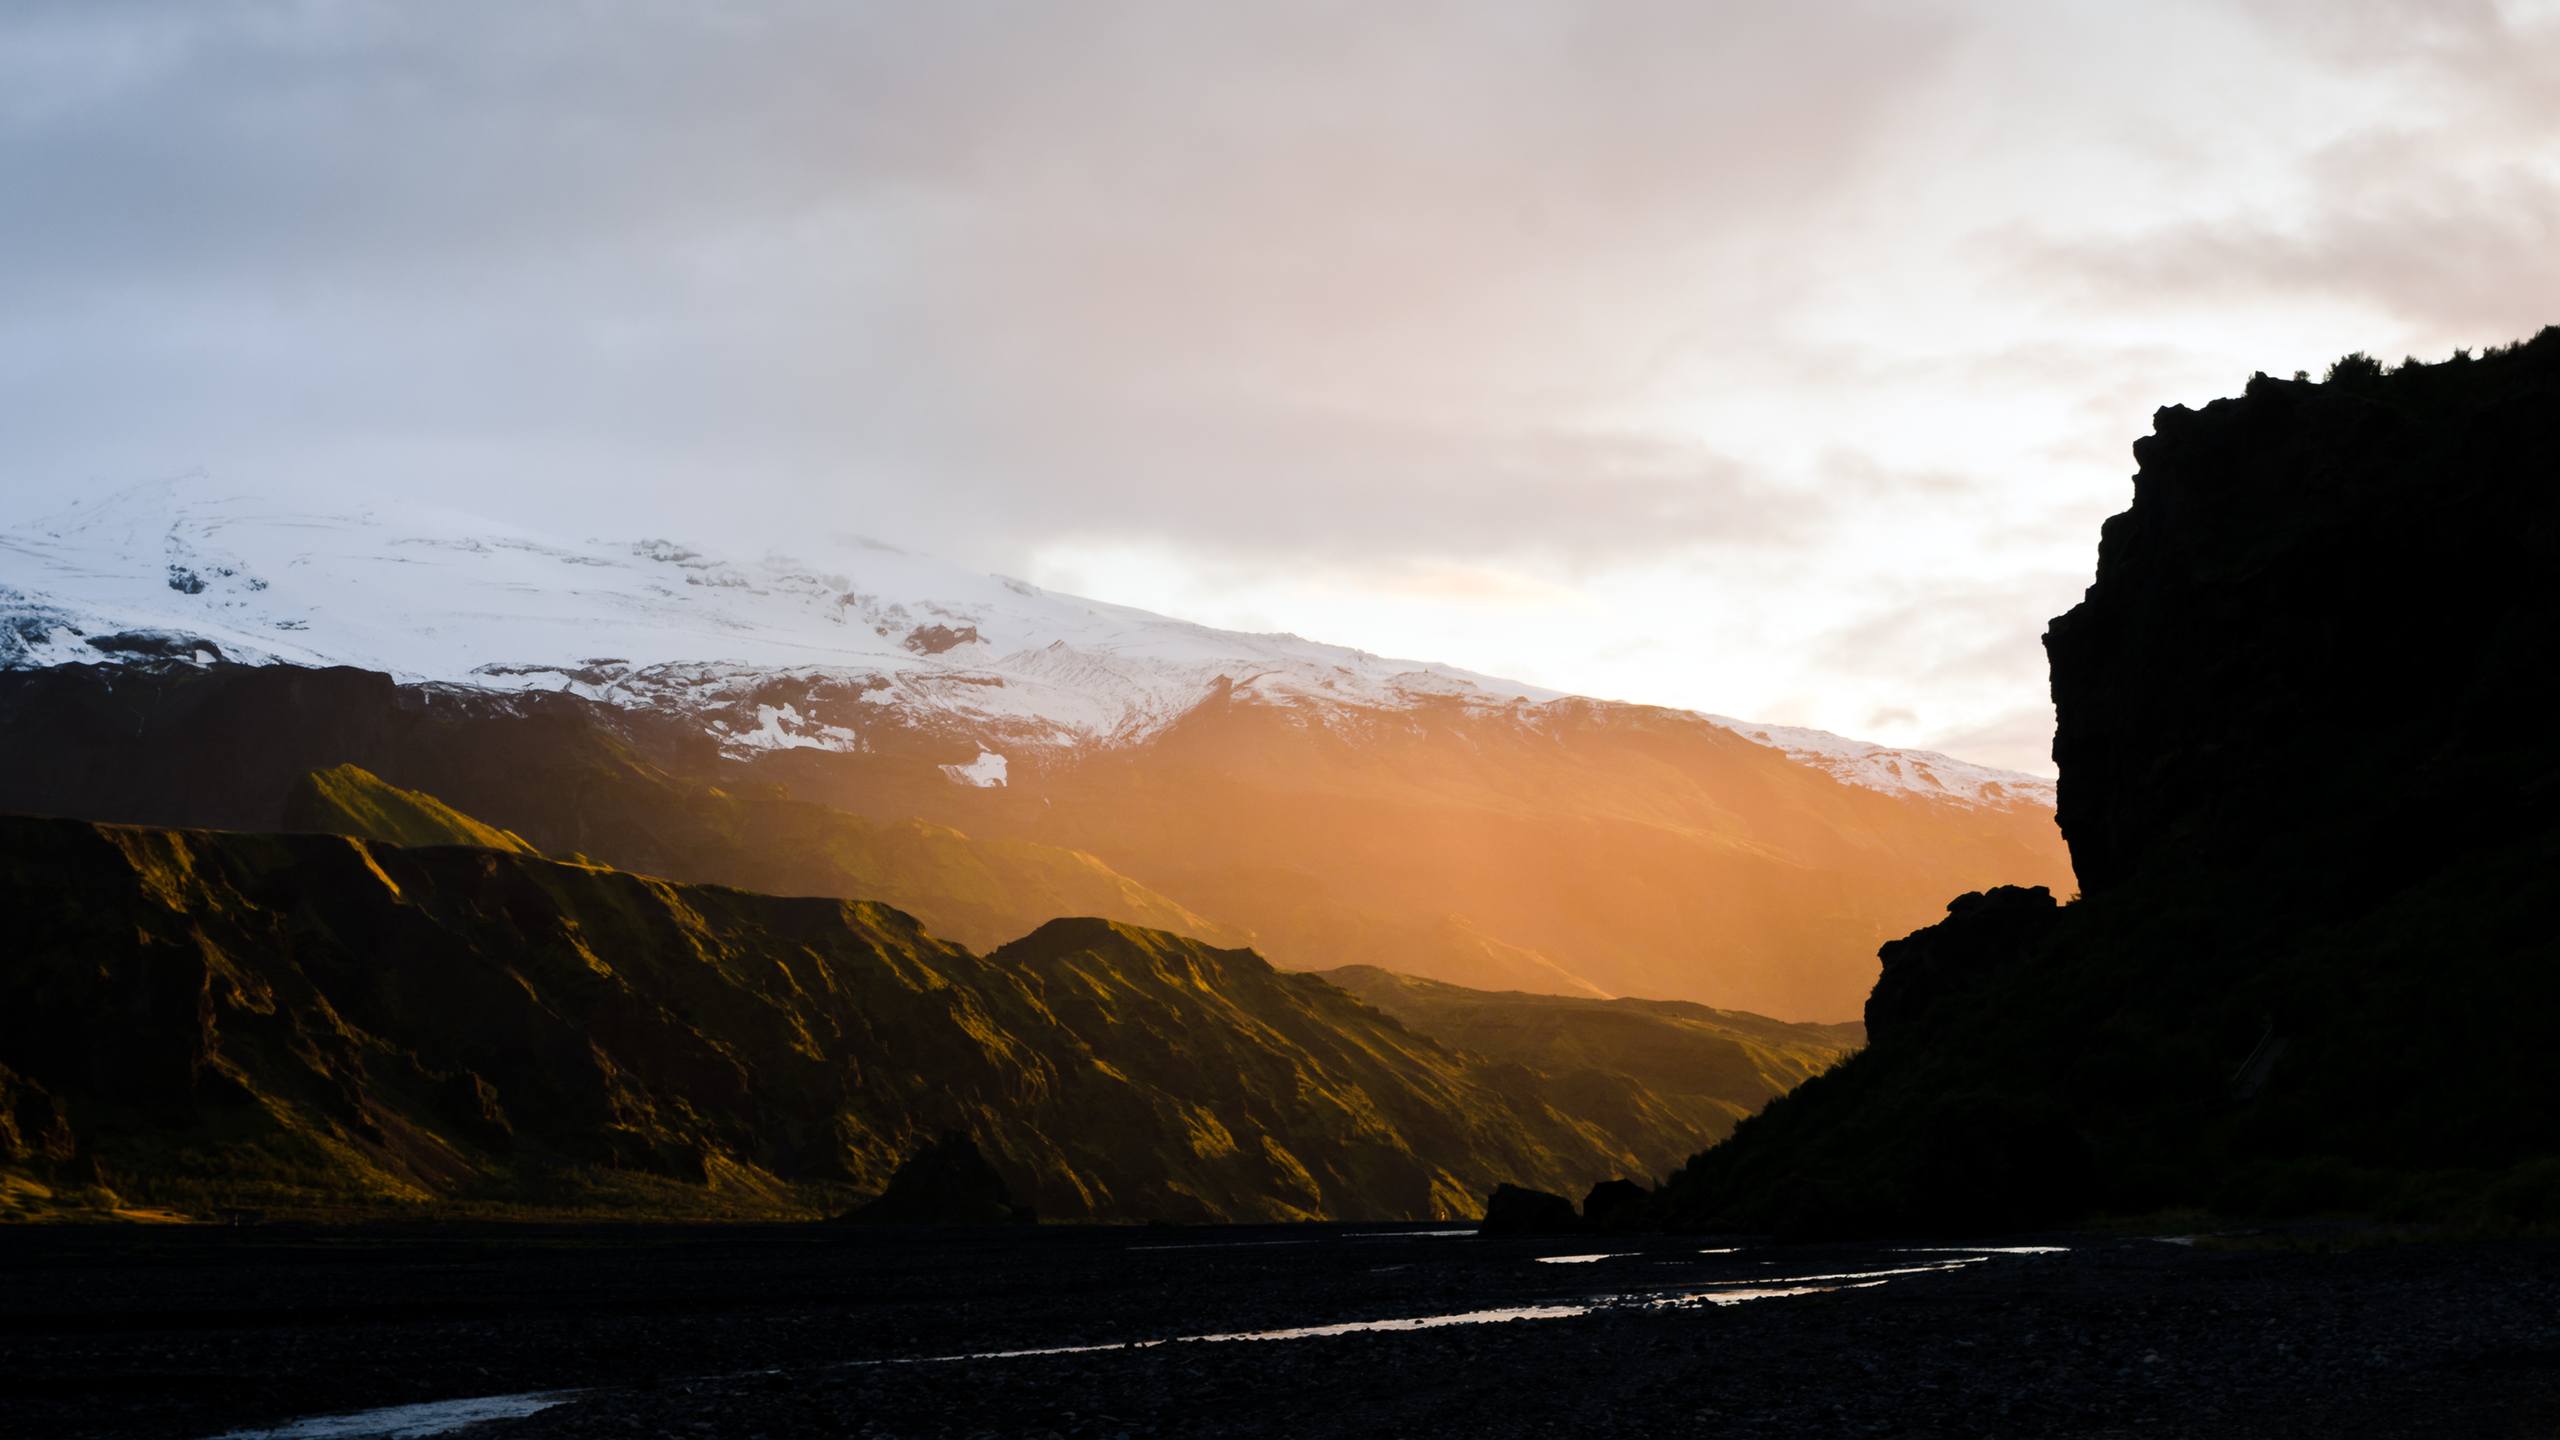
[1656,329,2560,1234]
[1860,886,2056,1044]
[2048,344,2560,895]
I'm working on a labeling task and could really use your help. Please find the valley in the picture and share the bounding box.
[10,10,2556,1436]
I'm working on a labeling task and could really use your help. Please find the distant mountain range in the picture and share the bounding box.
[2,482,2047,805]
[0,484,2070,1017]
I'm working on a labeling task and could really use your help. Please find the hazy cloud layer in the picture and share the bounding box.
[3,0,2555,772]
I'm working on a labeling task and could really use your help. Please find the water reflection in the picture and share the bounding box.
[207,1392,573,1440]
[883,1270,1928,1366]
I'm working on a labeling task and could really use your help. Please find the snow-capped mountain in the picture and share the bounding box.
[0,480,2052,808]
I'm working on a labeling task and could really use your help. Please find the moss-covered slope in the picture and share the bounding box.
[0,815,1672,1222]
[284,763,538,853]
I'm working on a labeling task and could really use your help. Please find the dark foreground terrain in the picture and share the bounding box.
[6,1224,2556,1439]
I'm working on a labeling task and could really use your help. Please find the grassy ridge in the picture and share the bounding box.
[0,815,1701,1223]
[286,763,538,853]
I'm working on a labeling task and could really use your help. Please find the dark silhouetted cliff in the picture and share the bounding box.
[1657,328,2560,1234]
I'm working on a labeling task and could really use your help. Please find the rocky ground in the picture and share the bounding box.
[5,1223,2556,1439]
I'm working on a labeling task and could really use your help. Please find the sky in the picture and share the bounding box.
[4,1,2556,774]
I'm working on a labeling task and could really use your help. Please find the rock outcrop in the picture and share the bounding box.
[1863,887,2058,1043]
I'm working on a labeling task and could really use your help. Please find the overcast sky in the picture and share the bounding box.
[5,1,2556,772]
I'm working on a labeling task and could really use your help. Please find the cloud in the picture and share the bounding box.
[1806,569,2090,729]
[1368,562,1591,608]
[0,0,1962,576]
[8,1,2547,772]
[1922,702,2059,778]
[2001,152,2560,342]
[1991,1,2560,347]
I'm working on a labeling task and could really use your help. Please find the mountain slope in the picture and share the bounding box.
[1,482,2045,807]
[1320,966,1860,1177]
[1655,330,2560,1233]
[0,814,1698,1222]
[0,662,1239,955]
[0,656,2069,1018]
[0,487,2073,1017]
[285,763,537,854]
[876,690,2068,1017]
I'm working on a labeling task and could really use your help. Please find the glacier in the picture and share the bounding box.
[0,479,2053,809]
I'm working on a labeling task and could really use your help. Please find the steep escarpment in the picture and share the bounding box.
[0,815,1683,1222]
[1658,329,2560,1233]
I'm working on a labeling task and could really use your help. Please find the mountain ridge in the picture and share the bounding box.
[0,654,2072,1018]
[0,479,2051,809]
[0,811,1738,1223]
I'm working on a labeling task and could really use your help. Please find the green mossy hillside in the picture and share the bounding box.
[0,816,1687,1223]
[284,763,538,854]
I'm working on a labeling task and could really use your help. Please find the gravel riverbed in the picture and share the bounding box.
[6,1224,2555,1439]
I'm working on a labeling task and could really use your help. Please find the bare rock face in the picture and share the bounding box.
[901,623,981,656]
[2046,338,2560,895]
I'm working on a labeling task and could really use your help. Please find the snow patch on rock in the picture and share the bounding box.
[941,749,1009,788]
[1700,716,2057,809]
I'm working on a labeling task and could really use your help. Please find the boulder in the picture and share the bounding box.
[1481,1182,1580,1233]
[839,1132,1035,1225]
[1581,1178,1651,1231]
